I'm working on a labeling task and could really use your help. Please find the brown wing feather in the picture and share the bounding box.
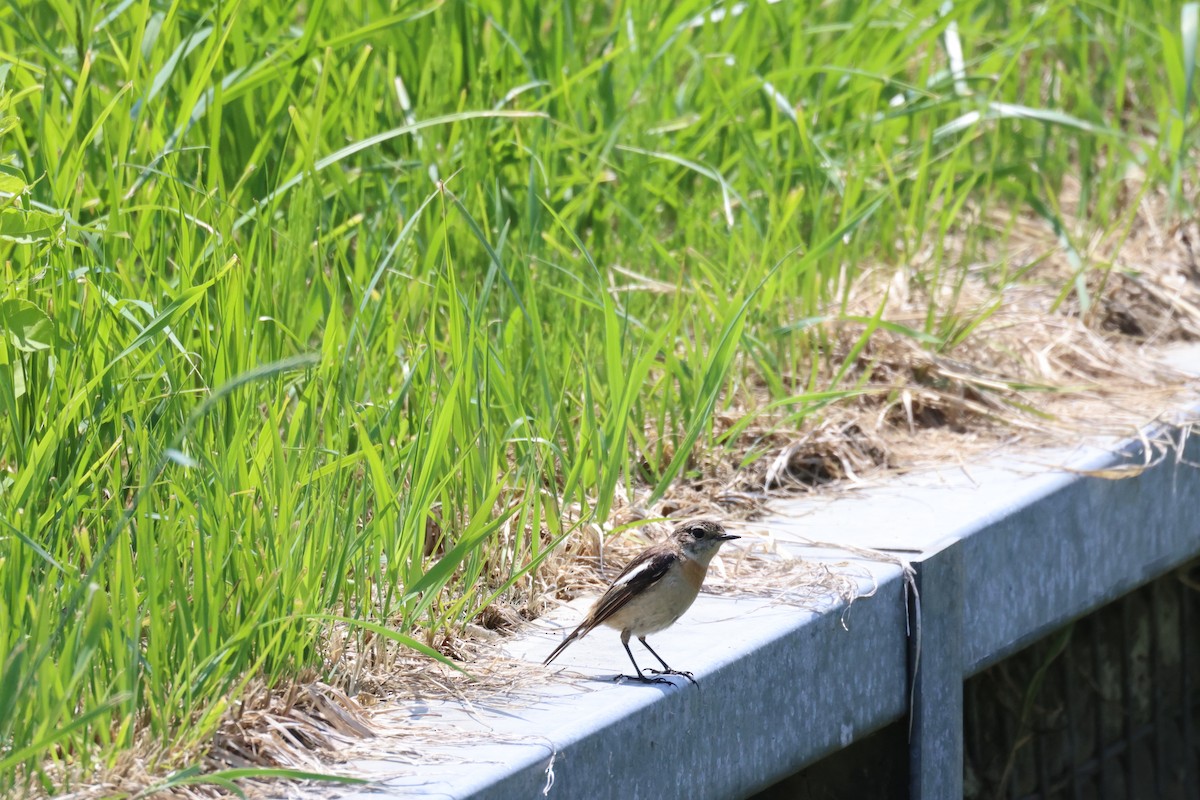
[543,542,677,666]
[585,544,676,627]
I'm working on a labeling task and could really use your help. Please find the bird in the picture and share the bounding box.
[543,519,739,685]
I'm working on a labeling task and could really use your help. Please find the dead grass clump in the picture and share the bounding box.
[1091,218,1200,341]
[761,420,890,490]
[208,680,374,770]
[34,680,374,800]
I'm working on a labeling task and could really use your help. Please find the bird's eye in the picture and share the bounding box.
[692,529,706,539]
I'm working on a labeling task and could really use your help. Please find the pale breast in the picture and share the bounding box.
[601,559,705,635]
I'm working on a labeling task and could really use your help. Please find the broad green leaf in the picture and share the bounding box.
[0,174,25,196]
[0,298,66,352]
[0,208,62,243]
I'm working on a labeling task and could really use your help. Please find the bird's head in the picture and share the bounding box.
[672,519,739,563]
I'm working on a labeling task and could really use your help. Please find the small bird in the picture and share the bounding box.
[543,519,739,685]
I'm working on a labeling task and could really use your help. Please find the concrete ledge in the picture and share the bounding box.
[327,347,1200,800]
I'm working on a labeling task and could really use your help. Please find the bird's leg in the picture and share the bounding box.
[639,636,697,686]
[615,631,670,685]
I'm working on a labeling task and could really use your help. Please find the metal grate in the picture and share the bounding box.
[964,559,1200,800]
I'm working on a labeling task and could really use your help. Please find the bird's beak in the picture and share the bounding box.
[718,533,740,541]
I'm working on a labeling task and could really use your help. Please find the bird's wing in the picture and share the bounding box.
[585,543,677,629]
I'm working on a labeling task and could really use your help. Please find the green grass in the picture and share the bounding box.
[0,0,1195,793]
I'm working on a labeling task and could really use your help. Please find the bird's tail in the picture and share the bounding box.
[543,622,590,666]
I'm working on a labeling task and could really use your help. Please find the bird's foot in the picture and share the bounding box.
[614,672,673,686]
[646,668,698,686]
